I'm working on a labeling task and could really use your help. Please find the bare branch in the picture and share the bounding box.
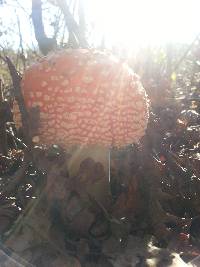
[56,0,88,48]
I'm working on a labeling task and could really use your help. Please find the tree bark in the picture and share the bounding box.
[32,0,57,55]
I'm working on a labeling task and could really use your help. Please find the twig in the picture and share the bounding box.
[5,57,32,148]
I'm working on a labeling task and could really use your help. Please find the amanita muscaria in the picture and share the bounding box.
[15,49,149,176]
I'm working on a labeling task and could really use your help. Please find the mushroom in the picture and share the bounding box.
[17,49,149,176]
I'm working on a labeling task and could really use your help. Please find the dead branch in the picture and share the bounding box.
[0,80,8,155]
[5,57,32,148]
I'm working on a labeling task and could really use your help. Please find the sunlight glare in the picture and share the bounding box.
[86,0,200,49]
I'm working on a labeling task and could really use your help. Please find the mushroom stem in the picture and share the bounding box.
[66,145,112,207]
[67,145,110,177]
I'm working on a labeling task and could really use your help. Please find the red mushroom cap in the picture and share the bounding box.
[20,49,149,147]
